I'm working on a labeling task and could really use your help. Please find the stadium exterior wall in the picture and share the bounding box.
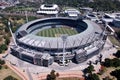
[10,17,106,66]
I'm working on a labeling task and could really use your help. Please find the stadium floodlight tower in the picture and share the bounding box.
[25,11,28,23]
[61,34,68,66]
[8,21,17,46]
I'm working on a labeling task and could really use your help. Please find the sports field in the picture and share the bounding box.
[36,27,78,37]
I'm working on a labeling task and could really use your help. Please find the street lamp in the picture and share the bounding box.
[61,34,68,66]
[25,11,28,23]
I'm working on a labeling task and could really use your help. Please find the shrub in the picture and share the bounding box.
[4,36,10,45]
[3,75,17,80]
[86,73,100,80]
[0,65,2,70]
[110,69,120,80]
[84,65,94,74]
[4,65,8,69]
[114,50,120,58]
[0,44,8,51]
[0,59,5,65]
[103,58,120,67]
[46,70,59,80]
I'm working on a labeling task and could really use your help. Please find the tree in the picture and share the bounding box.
[0,48,2,54]
[3,75,17,80]
[46,70,59,80]
[0,65,2,70]
[50,70,56,80]
[112,58,120,67]
[4,36,10,45]
[116,31,120,39]
[44,0,120,11]
[110,69,120,80]
[103,58,113,67]
[11,27,18,33]
[0,44,8,51]
[103,76,112,80]
[103,58,120,67]
[46,74,51,80]
[86,73,100,80]
[84,65,94,74]
[114,50,120,58]
[0,59,5,65]
[4,27,9,33]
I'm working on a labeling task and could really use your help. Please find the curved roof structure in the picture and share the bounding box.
[37,4,59,15]
[16,17,102,50]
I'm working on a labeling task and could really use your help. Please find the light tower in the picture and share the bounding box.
[103,22,108,34]
[61,34,68,66]
[8,21,17,46]
[25,11,28,23]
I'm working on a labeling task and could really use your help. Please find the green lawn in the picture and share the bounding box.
[36,27,78,37]
[108,36,120,48]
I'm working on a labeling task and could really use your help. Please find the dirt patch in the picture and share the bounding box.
[0,67,22,80]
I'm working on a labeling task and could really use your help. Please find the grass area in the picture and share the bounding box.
[99,67,117,80]
[58,77,82,80]
[108,36,120,47]
[5,6,35,11]
[36,27,78,37]
[0,66,22,80]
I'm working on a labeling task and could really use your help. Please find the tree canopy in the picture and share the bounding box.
[84,65,95,74]
[3,75,17,80]
[86,73,100,80]
[0,59,5,65]
[44,0,120,11]
[114,50,120,58]
[46,70,59,80]
[103,58,120,67]
[110,69,120,80]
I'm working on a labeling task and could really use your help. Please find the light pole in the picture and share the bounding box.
[61,34,68,66]
[25,11,28,23]
[102,22,108,35]
[8,21,17,46]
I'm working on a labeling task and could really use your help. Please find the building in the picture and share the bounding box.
[36,4,59,15]
[80,7,93,14]
[86,13,99,22]
[112,13,120,27]
[10,17,106,66]
[102,13,116,23]
[64,8,80,17]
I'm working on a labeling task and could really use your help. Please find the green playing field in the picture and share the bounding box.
[36,27,78,37]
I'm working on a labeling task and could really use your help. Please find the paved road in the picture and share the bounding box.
[26,67,33,80]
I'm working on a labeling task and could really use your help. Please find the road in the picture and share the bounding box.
[26,67,33,80]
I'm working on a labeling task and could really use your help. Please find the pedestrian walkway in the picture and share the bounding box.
[32,71,84,80]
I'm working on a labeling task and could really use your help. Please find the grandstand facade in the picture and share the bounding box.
[36,4,59,15]
[10,17,107,67]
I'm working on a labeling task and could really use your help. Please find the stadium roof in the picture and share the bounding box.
[40,4,58,10]
[16,17,102,49]
[64,9,80,17]
[37,4,59,14]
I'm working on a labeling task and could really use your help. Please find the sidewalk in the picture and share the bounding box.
[32,71,84,80]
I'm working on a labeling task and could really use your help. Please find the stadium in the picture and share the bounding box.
[10,17,107,67]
